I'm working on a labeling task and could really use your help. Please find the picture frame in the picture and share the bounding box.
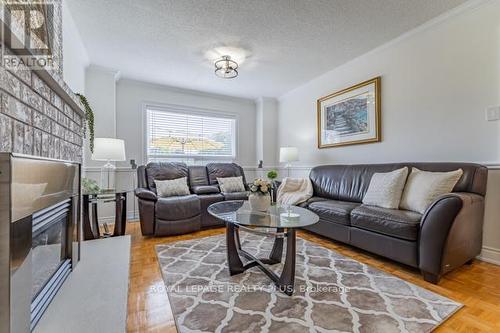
[317,77,381,148]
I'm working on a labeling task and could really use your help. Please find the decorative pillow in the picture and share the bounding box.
[400,168,463,214]
[362,167,409,209]
[154,177,190,197]
[217,176,245,193]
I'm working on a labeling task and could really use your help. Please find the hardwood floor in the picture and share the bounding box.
[125,221,500,332]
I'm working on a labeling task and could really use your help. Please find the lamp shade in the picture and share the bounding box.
[279,147,299,163]
[92,138,126,161]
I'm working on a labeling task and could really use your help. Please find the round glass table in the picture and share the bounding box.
[208,200,319,295]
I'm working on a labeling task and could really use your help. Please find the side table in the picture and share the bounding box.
[82,189,131,240]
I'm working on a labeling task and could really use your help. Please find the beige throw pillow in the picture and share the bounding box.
[400,168,463,214]
[217,176,245,193]
[362,167,409,209]
[155,177,190,197]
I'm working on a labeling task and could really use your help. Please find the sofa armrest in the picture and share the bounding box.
[419,192,485,281]
[191,185,220,195]
[135,188,158,202]
[135,188,157,235]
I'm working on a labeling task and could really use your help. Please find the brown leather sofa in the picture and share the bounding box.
[135,162,248,236]
[299,162,488,284]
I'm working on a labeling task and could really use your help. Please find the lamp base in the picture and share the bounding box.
[100,161,116,191]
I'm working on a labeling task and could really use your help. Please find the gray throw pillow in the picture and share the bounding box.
[155,177,190,197]
[400,168,463,213]
[362,167,409,209]
[217,176,245,193]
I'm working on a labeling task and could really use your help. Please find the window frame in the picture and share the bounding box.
[141,102,239,164]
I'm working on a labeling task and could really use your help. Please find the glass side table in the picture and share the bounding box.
[82,189,132,240]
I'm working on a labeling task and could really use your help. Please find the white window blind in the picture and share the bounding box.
[146,107,236,164]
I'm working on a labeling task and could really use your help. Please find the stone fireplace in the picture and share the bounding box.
[0,0,85,161]
[0,51,85,161]
[0,1,86,332]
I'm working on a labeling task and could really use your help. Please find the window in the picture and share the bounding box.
[145,106,237,164]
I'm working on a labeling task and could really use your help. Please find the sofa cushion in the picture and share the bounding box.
[222,191,249,201]
[298,196,328,208]
[188,166,210,187]
[308,200,360,226]
[199,193,225,210]
[155,194,200,221]
[350,205,422,241]
[145,162,188,192]
[198,194,225,227]
[207,163,247,186]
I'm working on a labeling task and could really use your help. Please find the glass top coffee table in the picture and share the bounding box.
[208,200,319,295]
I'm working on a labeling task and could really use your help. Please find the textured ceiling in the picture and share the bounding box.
[67,0,468,99]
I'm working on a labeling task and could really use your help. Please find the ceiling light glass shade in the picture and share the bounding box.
[215,55,238,79]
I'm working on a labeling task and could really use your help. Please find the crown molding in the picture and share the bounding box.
[87,64,122,81]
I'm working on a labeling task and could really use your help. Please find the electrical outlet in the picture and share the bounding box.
[485,106,500,121]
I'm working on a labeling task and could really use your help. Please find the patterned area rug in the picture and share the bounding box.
[155,232,462,333]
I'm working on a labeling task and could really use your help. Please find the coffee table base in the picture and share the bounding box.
[226,222,296,296]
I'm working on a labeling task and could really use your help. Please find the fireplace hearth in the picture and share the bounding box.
[0,153,81,333]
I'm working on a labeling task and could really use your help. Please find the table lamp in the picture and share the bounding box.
[279,147,299,177]
[92,138,126,191]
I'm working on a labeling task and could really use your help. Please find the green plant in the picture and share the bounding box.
[76,93,95,153]
[267,170,278,180]
[82,178,100,193]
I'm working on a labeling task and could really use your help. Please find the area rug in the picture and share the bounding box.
[155,232,462,332]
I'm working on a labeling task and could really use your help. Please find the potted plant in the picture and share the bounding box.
[248,178,272,211]
[267,170,278,181]
[266,170,278,204]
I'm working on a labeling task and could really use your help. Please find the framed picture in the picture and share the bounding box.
[317,77,381,148]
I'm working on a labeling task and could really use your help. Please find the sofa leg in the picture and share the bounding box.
[422,271,441,284]
[465,259,474,265]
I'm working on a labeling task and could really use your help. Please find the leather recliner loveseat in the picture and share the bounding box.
[299,162,488,284]
[135,162,248,236]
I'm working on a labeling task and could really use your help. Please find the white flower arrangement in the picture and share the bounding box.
[249,178,272,195]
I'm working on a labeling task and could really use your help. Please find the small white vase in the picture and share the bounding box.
[249,193,271,212]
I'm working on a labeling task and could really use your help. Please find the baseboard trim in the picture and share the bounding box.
[477,246,500,265]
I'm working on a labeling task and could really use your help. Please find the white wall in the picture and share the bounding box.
[278,1,500,263]
[115,79,257,168]
[279,1,500,166]
[83,66,120,167]
[62,0,89,94]
[256,97,279,167]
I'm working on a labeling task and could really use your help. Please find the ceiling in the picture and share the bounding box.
[67,0,468,99]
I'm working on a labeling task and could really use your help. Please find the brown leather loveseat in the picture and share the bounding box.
[300,162,488,284]
[135,162,248,236]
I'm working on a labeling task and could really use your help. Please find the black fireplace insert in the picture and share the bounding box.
[0,153,81,333]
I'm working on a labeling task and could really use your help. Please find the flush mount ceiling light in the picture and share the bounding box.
[214,55,238,79]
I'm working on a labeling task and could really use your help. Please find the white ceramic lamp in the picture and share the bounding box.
[92,138,126,191]
[279,147,299,177]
